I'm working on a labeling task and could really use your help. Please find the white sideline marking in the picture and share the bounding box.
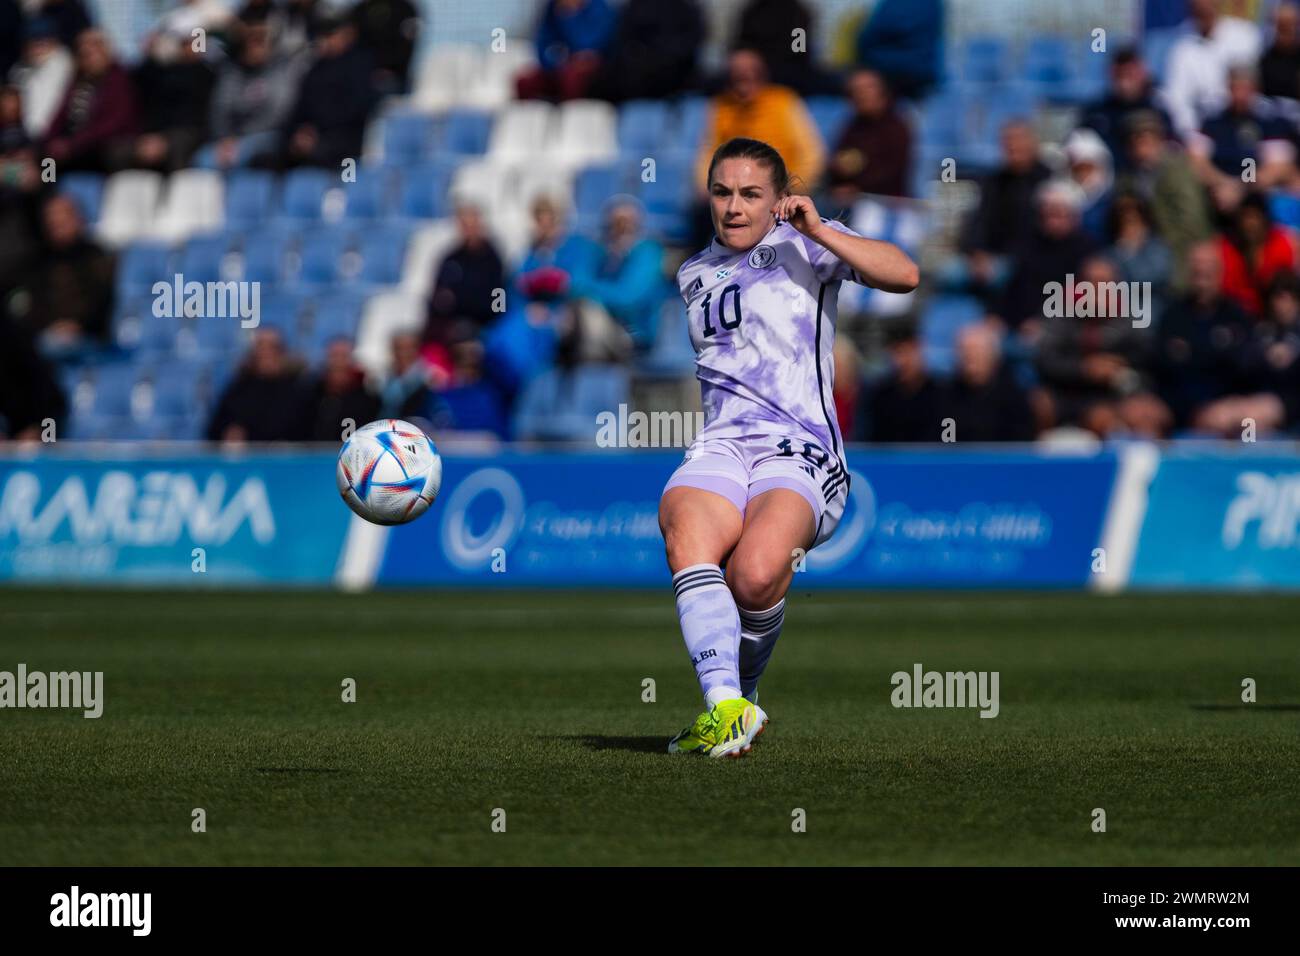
[1093,443,1160,592]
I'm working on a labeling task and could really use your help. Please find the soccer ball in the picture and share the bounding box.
[336,419,443,525]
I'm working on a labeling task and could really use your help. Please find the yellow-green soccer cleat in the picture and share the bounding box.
[667,699,762,758]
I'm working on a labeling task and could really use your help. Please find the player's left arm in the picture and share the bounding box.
[774,194,920,293]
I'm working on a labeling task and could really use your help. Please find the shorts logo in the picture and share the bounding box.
[748,245,776,269]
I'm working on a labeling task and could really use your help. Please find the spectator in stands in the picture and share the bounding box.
[1236,273,1300,432]
[29,0,93,49]
[1194,65,1294,181]
[694,48,824,195]
[0,85,41,297]
[1063,128,1114,244]
[1162,0,1261,138]
[207,327,313,442]
[853,0,942,100]
[150,0,233,41]
[942,323,1036,442]
[1106,191,1174,315]
[832,337,861,437]
[0,0,21,80]
[569,194,665,356]
[1115,110,1212,291]
[853,323,945,443]
[732,0,840,96]
[518,195,589,299]
[1154,241,1254,432]
[42,28,139,172]
[957,120,1051,294]
[426,201,505,344]
[1261,1,1300,101]
[1079,47,1172,170]
[1215,192,1299,318]
[9,16,74,141]
[276,13,377,170]
[825,68,911,207]
[1035,255,1169,439]
[307,337,380,441]
[6,193,113,351]
[129,25,216,171]
[198,19,304,169]
[0,314,66,441]
[379,329,435,420]
[589,0,703,103]
[998,180,1097,338]
[427,321,511,439]
[238,0,319,57]
[350,0,420,96]
[516,0,616,102]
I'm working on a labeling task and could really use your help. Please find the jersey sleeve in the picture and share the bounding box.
[803,218,867,285]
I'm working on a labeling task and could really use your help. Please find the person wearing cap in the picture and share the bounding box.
[1078,46,1173,170]
[1063,128,1115,244]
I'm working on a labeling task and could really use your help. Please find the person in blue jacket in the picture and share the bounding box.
[516,0,617,101]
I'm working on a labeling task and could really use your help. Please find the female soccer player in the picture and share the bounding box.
[662,137,919,757]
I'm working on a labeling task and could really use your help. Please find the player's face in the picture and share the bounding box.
[709,158,779,251]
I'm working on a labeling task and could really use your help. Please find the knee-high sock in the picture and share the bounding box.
[672,564,742,708]
[738,599,785,703]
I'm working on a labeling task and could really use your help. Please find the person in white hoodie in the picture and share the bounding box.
[1162,0,1262,138]
[7,17,72,140]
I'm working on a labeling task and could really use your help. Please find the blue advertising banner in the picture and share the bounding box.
[1131,454,1300,588]
[380,449,1119,588]
[0,452,350,584]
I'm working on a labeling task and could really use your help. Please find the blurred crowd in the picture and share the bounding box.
[3,0,1297,446]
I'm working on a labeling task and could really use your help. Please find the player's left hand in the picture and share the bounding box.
[772,195,824,240]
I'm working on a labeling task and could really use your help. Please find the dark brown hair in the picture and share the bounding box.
[706,137,792,195]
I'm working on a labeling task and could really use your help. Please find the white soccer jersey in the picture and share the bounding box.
[676,217,865,462]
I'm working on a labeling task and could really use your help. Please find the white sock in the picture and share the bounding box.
[672,563,742,707]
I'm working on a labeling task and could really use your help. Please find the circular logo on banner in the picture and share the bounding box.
[748,245,776,269]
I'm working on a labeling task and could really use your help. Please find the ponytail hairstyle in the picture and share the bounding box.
[706,137,797,196]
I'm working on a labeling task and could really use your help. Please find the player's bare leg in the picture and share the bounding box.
[725,488,817,736]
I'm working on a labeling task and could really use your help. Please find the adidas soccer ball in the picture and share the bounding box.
[336,419,443,526]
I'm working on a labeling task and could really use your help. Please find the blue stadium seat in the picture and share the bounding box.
[1022,35,1073,99]
[439,109,493,156]
[1071,41,1112,103]
[513,365,630,442]
[238,229,294,284]
[618,100,671,157]
[116,242,174,298]
[279,168,333,221]
[59,172,105,224]
[355,225,411,286]
[253,289,307,346]
[305,290,368,356]
[177,234,233,285]
[89,362,140,417]
[397,160,456,220]
[921,294,983,374]
[674,96,710,151]
[342,167,400,220]
[382,111,436,165]
[147,363,204,419]
[806,96,853,148]
[637,152,695,243]
[225,170,276,229]
[572,163,621,233]
[961,35,1009,85]
[290,226,354,289]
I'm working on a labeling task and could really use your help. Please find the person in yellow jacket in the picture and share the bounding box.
[694,48,825,195]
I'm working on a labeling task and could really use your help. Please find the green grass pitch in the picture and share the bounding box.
[1,588,1297,866]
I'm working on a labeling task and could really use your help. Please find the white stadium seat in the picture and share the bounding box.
[411,44,479,112]
[150,169,225,242]
[554,100,618,166]
[353,290,426,380]
[459,40,535,110]
[486,100,555,162]
[95,170,163,247]
[447,159,511,219]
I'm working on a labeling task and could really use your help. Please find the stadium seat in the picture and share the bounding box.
[355,224,412,286]
[115,241,174,298]
[88,362,141,418]
[353,289,425,378]
[305,289,368,356]
[399,219,457,299]
[961,35,1010,85]
[448,159,510,218]
[674,96,711,152]
[111,295,167,352]
[1022,35,1074,100]
[617,100,671,158]
[224,170,277,229]
[439,109,494,156]
[253,288,307,346]
[572,163,622,233]
[341,166,401,220]
[554,99,618,166]
[806,96,853,148]
[279,168,333,221]
[509,161,574,220]
[290,226,354,289]
[638,152,695,242]
[96,170,163,247]
[151,169,225,242]
[236,229,294,284]
[397,160,457,220]
[411,44,480,111]
[921,293,984,370]
[460,41,535,110]
[1070,40,1112,103]
[58,172,105,225]
[487,101,555,163]
[176,234,234,285]
[513,364,630,442]
[381,111,436,165]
